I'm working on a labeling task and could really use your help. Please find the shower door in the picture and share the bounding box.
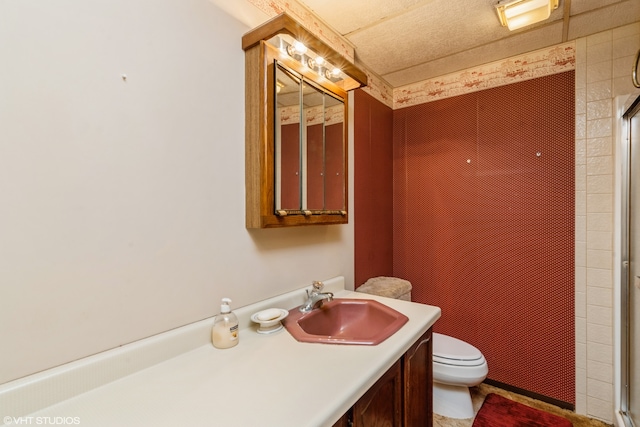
[622,95,640,427]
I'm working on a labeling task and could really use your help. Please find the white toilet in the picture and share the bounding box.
[432,332,488,419]
[357,277,489,419]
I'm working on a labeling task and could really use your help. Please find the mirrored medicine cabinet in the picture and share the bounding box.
[242,13,367,228]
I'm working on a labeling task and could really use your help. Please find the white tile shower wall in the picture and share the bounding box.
[576,22,640,423]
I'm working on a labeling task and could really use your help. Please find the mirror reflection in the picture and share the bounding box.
[324,93,345,211]
[274,61,345,214]
[275,65,302,211]
[304,81,325,211]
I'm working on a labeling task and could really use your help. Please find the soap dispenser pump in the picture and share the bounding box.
[211,297,239,349]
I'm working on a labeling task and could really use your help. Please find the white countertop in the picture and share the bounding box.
[0,277,441,427]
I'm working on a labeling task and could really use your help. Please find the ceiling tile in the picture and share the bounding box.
[347,0,506,76]
[383,22,565,86]
[299,0,426,34]
[570,0,624,16]
[348,1,564,78]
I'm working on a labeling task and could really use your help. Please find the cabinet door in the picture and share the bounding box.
[352,359,403,426]
[403,329,433,427]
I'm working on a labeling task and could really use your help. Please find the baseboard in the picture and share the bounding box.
[483,379,575,411]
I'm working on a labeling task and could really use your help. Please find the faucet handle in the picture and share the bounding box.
[305,281,325,298]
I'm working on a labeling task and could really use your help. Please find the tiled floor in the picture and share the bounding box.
[433,383,613,427]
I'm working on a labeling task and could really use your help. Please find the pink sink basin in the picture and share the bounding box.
[283,298,409,345]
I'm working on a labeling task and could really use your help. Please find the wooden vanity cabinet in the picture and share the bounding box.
[334,328,433,427]
[403,329,433,426]
[351,359,403,426]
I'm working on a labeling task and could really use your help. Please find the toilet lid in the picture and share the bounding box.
[433,333,485,366]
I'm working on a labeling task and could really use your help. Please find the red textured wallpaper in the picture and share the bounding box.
[280,123,300,209]
[325,123,344,210]
[392,72,575,404]
[307,123,323,210]
[354,89,394,286]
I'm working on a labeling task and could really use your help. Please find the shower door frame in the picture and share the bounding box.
[621,94,640,427]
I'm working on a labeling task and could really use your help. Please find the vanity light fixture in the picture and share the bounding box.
[495,0,559,31]
[285,37,342,81]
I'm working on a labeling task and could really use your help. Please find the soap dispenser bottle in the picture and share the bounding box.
[211,298,239,349]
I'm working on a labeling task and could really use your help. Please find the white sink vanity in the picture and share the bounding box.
[0,277,441,426]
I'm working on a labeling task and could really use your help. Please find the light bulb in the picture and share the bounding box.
[293,41,307,55]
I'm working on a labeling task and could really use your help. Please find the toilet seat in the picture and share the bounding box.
[433,333,486,367]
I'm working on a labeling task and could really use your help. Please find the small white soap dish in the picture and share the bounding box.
[250,308,289,334]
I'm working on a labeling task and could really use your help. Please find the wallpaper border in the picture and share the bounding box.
[393,42,576,110]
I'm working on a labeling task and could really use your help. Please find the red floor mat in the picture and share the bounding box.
[472,393,572,427]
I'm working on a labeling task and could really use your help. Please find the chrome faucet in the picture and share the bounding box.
[299,281,334,313]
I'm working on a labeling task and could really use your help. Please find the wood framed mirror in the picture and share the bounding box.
[243,13,367,228]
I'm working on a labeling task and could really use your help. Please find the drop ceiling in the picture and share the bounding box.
[297,0,640,88]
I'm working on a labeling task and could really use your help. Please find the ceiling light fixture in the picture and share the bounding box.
[495,0,559,31]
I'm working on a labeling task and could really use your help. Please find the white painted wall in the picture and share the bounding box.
[0,0,354,385]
